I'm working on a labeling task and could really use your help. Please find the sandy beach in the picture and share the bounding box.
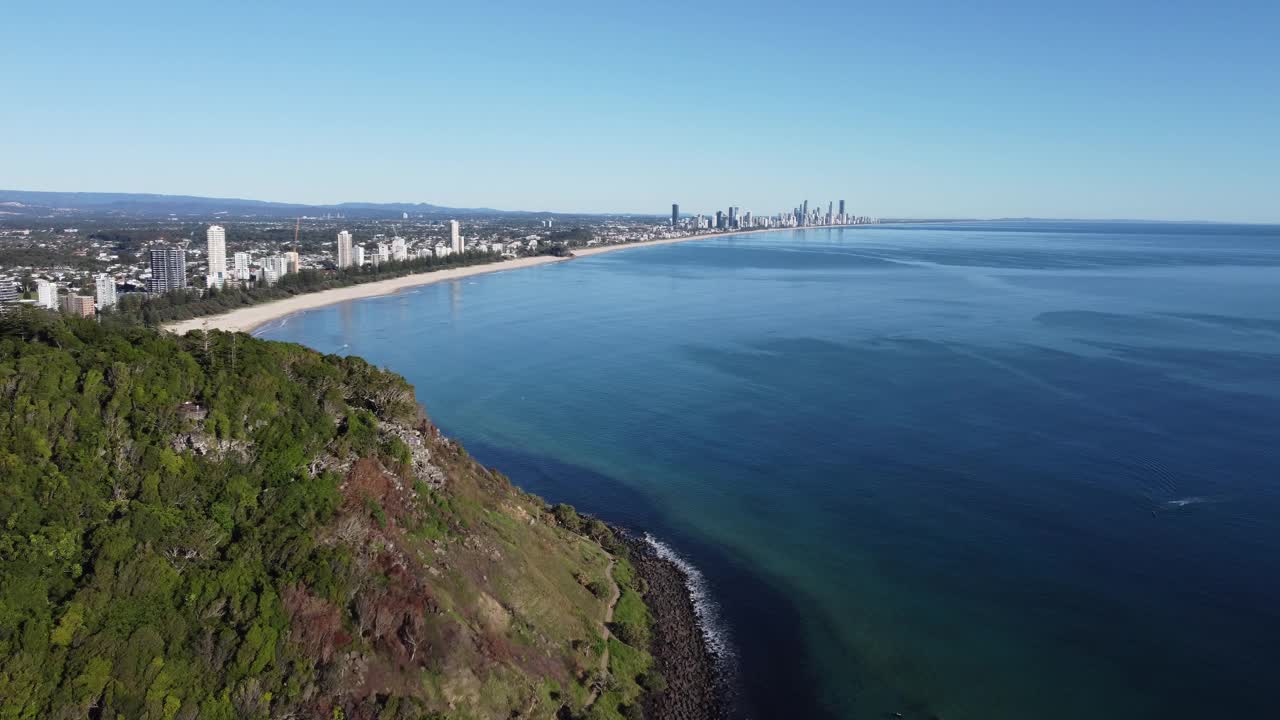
[163,226,797,335]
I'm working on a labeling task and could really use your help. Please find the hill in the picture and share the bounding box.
[0,311,675,720]
[0,190,516,220]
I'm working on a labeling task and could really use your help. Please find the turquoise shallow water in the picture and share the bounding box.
[262,222,1280,719]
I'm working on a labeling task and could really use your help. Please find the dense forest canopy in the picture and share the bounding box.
[0,310,653,720]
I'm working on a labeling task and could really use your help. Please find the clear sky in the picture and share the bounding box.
[2,0,1277,221]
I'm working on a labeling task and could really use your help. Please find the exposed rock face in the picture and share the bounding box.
[381,418,445,487]
[169,431,251,460]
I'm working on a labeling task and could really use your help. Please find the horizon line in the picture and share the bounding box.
[0,187,1275,226]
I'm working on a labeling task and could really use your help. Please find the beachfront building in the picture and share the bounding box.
[260,256,288,285]
[207,225,227,277]
[353,245,365,267]
[95,274,117,309]
[337,230,354,269]
[148,245,187,294]
[433,243,452,259]
[449,220,461,254]
[36,280,57,309]
[233,252,252,281]
[284,250,300,274]
[62,294,95,318]
[391,236,407,262]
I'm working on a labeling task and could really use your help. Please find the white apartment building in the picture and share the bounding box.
[336,230,354,268]
[36,280,57,309]
[207,225,227,276]
[449,220,461,254]
[94,274,117,309]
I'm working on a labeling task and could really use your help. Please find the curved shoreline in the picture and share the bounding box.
[162,226,837,335]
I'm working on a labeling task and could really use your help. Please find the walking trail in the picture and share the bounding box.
[584,554,621,709]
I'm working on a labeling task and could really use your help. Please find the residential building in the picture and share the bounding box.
[284,250,300,274]
[148,245,187,294]
[391,236,407,261]
[62,294,95,318]
[260,256,287,285]
[36,280,57,309]
[671,203,679,226]
[449,220,462,254]
[336,230,354,268]
[95,274,117,309]
[233,252,251,281]
[353,245,365,267]
[207,225,227,276]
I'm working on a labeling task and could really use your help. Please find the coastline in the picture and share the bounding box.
[162,226,833,335]
[618,531,726,720]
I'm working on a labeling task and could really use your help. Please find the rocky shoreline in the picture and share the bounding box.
[622,533,726,720]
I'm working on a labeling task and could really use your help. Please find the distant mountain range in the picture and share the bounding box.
[0,190,574,220]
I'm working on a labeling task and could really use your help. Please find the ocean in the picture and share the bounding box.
[260,221,1280,719]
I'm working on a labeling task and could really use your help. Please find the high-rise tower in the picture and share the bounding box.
[147,245,187,294]
[449,220,462,254]
[206,225,227,276]
[337,230,354,268]
[95,274,117,309]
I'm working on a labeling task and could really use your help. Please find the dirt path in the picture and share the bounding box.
[584,554,621,708]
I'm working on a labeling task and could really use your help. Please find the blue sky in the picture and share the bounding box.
[2,0,1277,221]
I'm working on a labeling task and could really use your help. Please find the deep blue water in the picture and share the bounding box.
[261,221,1280,719]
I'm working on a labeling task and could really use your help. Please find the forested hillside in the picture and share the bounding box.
[0,311,655,720]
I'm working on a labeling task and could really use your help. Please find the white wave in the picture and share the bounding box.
[643,533,737,670]
[1164,496,1211,508]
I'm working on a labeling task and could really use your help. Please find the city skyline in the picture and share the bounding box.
[1,3,1277,223]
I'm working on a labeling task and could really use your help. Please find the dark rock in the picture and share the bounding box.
[621,534,725,720]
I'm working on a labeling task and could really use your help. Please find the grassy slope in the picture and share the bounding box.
[0,310,652,720]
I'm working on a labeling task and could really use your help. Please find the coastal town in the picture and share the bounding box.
[0,194,877,320]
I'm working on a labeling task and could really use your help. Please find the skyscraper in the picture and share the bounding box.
[715,210,725,229]
[148,245,187,294]
[353,245,365,267]
[337,230,354,268]
[206,225,226,276]
[839,200,846,217]
[36,280,56,309]
[449,220,462,254]
[671,203,679,226]
[95,274,117,309]
[284,250,300,274]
